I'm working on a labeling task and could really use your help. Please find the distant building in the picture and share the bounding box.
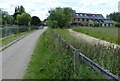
[118,1,120,12]
[72,13,115,27]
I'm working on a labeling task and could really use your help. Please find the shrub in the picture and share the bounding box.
[92,22,100,27]
[115,22,120,27]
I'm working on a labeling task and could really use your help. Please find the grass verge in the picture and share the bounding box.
[24,28,105,79]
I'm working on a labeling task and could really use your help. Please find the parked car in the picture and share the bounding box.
[39,26,43,29]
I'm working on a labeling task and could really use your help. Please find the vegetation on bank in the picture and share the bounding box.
[0,30,36,47]
[55,29,120,77]
[24,28,105,79]
[72,27,119,45]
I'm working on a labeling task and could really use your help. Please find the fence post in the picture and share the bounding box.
[73,49,80,75]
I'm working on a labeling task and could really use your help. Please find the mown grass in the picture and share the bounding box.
[24,28,105,79]
[0,30,36,47]
[72,27,119,45]
[55,29,120,77]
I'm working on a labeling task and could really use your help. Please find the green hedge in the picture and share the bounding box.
[115,22,120,27]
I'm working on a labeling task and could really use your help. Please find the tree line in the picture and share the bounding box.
[106,12,120,27]
[1,6,42,27]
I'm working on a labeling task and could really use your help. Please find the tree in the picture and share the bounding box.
[13,5,26,22]
[31,16,41,26]
[19,6,25,14]
[2,11,14,25]
[106,12,120,22]
[47,7,73,28]
[6,15,14,25]
[16,13,31,26]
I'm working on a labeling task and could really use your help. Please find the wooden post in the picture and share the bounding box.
[74,50,80,75]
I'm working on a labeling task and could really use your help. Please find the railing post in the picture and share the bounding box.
[73,50,80,75]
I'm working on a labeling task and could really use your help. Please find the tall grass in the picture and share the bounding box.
[73,27,119,45]
[55,29,120,77]
[24,28,105,79]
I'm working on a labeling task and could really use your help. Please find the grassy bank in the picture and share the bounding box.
[24,28,105,79]
[72,27,119,45]
[0,30,36,47]
[55,29,120,77]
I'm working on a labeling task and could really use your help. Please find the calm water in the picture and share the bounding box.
[0,26,29,38]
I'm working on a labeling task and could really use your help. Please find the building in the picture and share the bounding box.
[118,1,120,12]
[72,13,115,27]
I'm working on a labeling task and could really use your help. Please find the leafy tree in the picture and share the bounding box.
[47,7,73,28]
[2,11,14,25]
[16,13,31,26]
[41,19,47,26]
[31,16,41,26]
[6,15,14,25]
[19,6,25,14]
[106,12,120,22]
[13,5,25,22]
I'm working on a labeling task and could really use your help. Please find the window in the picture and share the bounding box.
[78,18,80,21]
[87,19,89,21]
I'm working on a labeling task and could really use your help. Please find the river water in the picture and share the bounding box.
[0,26,29,38]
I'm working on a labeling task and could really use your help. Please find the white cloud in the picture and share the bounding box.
[0,0,119,20]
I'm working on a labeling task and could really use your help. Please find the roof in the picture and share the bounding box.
[74,13,105,19]
[74,13,116,24]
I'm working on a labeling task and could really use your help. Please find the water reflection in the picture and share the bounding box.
[0,26,29,38]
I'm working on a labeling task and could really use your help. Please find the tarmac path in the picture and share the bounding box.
[2,27,47,79]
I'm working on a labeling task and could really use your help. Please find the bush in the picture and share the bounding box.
[115,22,120,27]
[92,22,100,27]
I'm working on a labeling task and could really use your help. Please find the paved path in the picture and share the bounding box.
[1,27,47,79]
[68,29,120,48]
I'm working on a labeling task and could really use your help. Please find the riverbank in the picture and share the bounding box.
[0,30,36,51]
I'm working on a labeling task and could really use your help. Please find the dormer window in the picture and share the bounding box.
[76,14,79,16]
[85,14,87,17]
[80,14,83,16]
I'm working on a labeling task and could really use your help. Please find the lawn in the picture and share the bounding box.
[72,27,119,45]
[24,28,105,79]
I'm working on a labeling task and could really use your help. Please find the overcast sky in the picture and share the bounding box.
[0,0,119,21]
